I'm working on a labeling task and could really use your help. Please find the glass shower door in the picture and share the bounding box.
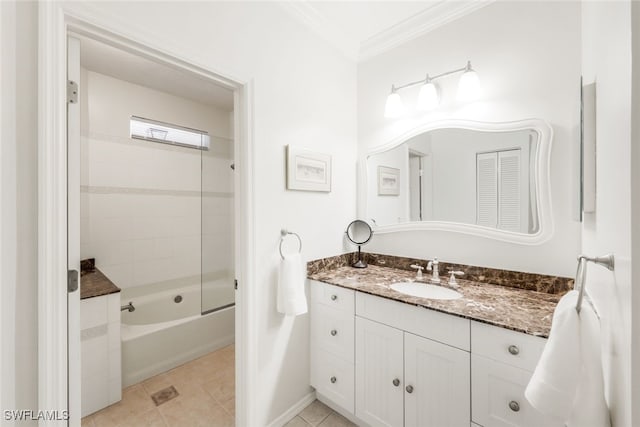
[201,133,235,314]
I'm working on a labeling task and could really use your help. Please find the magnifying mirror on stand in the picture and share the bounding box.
[345,220,373,268]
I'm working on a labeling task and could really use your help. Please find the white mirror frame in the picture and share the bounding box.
[358,119,554,245]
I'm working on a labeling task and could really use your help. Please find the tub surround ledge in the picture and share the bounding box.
[307,253,571,338]
[80,258,121,300]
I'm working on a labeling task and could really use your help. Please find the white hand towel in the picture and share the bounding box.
[525,290,610,427]
[277,253,308,316]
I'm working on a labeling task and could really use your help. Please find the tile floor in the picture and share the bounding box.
[284,400,357,427]
[81,344,356,427]
[81,344,235,427]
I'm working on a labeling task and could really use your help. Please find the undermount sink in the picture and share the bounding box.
[390,282,463,300]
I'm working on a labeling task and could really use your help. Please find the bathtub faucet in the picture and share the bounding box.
[121,302,135,312]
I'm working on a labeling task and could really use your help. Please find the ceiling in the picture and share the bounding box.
[77,1,492,100]
[279,0,494,61]
[78,36,234,111]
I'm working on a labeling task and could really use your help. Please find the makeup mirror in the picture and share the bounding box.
[345,220,373,268]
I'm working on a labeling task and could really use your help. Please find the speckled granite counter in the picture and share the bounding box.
[80,258,120,300]
[308,261,565,338]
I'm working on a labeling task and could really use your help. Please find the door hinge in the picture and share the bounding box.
[68,269,79,293]
[67,80,78,104]
[234,279,238,290]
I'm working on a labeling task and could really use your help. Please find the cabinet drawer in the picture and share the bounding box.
[472,355,562,427]
[310,280,355,314]
[356,292,470,351]
[311,303,354,362]
[311,349,354,413]
[471,321,546,371]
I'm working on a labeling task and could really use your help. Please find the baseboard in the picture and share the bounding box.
[267,391,316,427]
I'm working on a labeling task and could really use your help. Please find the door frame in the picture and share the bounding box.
[38,3,257,425]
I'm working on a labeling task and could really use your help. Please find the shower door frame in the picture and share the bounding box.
[38,3,257,426]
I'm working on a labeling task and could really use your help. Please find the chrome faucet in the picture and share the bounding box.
[410,264,424,280]
[447,269,464,289]
[121,302,135,312]
[426,258,441,284]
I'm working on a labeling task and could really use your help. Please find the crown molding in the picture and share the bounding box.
[359,1,496,61]
[277,1,360,61]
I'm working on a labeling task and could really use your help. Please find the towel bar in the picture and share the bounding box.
[575,254,614,313]
[279,229,302,260]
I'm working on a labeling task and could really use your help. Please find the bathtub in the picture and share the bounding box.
[120,283,234,387]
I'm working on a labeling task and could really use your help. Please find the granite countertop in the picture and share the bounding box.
[80,259,121,300]
[309,264,561,338]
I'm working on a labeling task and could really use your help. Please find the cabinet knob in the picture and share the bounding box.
[509,401,520,412]
[330,376,337,384]
[330,329,338,336]
[392,378,400,387]
[330,294,338,301]
[405,385,414,394]
[508,345,520,355]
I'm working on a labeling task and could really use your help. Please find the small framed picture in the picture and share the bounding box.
[378,166,400,196]
[286,145,332,192]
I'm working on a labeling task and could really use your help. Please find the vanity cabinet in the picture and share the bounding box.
[310,280,356,413]
[355,293,470,427]
[309,280,553,427]
[470,321,559,427]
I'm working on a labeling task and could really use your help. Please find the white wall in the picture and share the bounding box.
[1,1,38,423]
[581,2,633,426]
[30,2,355,425]
[358,1,581,276]
[80,70,234,316]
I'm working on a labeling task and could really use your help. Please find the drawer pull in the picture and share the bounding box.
[392,378,400,387]
[330,329,338,336]
[330,376,337,384]
[509,401,520,412]
[330,294,338,301]
[405,385,414,394]
[508,345,520,355]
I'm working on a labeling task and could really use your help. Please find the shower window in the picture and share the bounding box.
[130,116,210,150]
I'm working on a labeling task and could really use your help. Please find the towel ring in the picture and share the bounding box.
[280,229,302,260]
[574,254,614,314]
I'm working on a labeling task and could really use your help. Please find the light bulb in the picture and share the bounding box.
[384,91,405,118]
[457,68,481,102]
[417,81,439,111]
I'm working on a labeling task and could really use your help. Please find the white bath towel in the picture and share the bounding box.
[277,253,308,316]
[525,290,610,427]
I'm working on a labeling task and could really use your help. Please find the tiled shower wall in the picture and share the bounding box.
[80,69,234,310]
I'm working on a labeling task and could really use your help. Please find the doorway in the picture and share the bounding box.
[38,7,254,426]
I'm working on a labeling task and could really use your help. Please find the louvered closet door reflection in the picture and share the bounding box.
[476,152,498,228]
[497,150,522,233]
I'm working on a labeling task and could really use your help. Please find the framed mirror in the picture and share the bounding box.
[359,119,553,244]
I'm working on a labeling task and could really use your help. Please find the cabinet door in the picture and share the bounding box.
[472,355,563,427]
[355,317,404,427]
[404,332,470,427]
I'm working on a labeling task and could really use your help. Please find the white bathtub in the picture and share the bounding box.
[120,284,234,387]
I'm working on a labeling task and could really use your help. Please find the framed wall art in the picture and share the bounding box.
[286,145,332,192]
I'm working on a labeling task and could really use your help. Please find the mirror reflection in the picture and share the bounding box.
[367,128,540,234]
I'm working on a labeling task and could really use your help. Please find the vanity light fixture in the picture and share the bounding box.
[384,60,480,118]
[384,85,405,118]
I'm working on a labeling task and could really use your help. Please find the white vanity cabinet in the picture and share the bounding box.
[309,280,554,427]
[470,321,559,427]
[355,293,471,427]
[310,280,356,414]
